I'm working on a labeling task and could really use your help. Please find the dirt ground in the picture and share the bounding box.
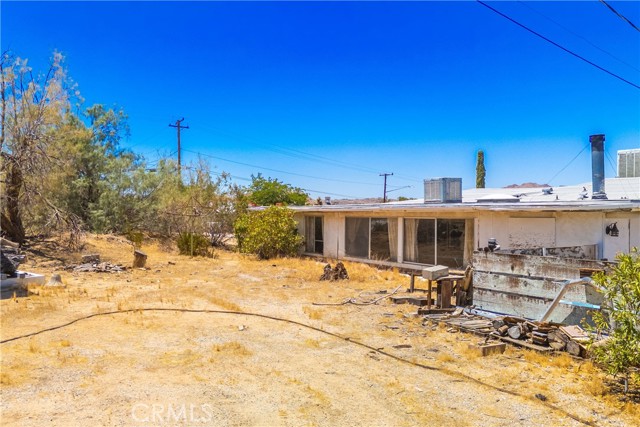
[1,235,638,427]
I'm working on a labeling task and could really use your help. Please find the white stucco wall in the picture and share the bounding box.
[297,208,639,264]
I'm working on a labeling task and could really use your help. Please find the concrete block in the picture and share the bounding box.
[468,342,506,357]
[422,265,449,280]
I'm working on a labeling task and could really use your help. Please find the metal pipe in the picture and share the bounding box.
[539,277,595,323]
[590,134,607,199]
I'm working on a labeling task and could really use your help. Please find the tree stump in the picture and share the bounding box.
[46,274,64,287]
[133,250,147,268]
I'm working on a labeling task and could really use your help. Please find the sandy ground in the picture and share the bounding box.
[1,235,638,427]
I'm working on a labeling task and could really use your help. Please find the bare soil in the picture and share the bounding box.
[1,235,638,426]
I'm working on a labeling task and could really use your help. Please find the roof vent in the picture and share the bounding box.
[476,193,520,203]
[424,178,462,203]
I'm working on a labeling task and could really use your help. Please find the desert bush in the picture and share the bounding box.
[234,206,303,259]
[176,232,213,257]
[587,247,640,394]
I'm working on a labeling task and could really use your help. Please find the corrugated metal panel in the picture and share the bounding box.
[618,149,640,178]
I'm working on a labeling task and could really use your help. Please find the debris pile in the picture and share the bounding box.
[66,262,126,273]
[1,238,25,278]
[421,310,595,358]
[490,316,591,357]
[319,262,349,281]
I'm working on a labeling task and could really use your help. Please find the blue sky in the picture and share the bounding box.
[2,1,639,199]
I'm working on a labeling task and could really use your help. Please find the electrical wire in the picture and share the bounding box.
[545,142,590,185]
[196,123,382,175]
[192,123,423,183]
[476,1,640,90]
[518,1,640,73]
[182,148,385,187]
[0,307,595,426]
[599,0,640,33]
[604,149,636,199]
[180,154,363,197]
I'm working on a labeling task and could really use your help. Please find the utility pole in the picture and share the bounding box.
[169,118,189,176]
[380,172,393,203]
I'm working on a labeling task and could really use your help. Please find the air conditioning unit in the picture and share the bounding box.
[424,178,462,203]
[618,149,640,178]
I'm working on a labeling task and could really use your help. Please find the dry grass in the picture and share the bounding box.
[159,349,202,367]
[302,306,324,320]
[211,341,252,357]
[304,338,321,349]
[207,296,242,312]
[2,234,639,427]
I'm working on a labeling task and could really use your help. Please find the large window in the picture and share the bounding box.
[304,216,323,254]
[404,219,435,264]
[345,217,397,261]
[404,218,467,268]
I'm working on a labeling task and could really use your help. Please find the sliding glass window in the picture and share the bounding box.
[345,217,397,262]
[404,218,467,268]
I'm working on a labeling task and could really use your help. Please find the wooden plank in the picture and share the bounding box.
[473,288,569,320]
[498,335,553,352]
[473,272,604,304]
[472,252,608,279]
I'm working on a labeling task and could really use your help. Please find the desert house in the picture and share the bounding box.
[289,140,639,321]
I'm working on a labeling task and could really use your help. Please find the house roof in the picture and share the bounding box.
[289,177,640,214]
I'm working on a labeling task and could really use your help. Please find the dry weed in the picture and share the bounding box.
[302,306,324,320]
[160,349,202,368]
[304,338,321,349]
[208,296,242,312]
[58,351,88,366]
[436,352,455,363]
[211,341,252,357]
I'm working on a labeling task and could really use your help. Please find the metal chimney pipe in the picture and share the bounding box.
[590,134,607,200]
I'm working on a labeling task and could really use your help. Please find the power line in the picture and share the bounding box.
[181,164,358,198]
[518,1,640,73]
[194,123,423,182]
[182,148,384,187]
[599,0,640,33]
[476,0,640,90]
[545,142,590,185]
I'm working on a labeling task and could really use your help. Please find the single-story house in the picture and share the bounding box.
[291,176,640,269]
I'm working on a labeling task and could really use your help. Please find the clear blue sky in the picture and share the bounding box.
[2,1,639,199]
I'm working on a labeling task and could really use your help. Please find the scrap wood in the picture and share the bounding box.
[66,262,126,273]
[559,325,590,342]
[312,284,402,306]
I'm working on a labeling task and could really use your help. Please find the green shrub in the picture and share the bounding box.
[234,206,303,259]
[587,247,640,394]
[177,232,213,257]
[126,230,144,249]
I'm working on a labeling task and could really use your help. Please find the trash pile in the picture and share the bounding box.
[319,262,349,281]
